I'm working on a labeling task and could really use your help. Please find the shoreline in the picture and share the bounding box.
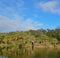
[25,44,60,50]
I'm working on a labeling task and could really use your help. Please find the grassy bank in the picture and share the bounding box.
[0,28,60,50]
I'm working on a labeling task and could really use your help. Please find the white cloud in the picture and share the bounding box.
[36,0,60,14]
[0,15,21,32]
[0,15,43,32]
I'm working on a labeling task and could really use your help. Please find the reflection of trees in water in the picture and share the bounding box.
[31,49,60,58]
[15,48,34,58]
[0,47,3,55]
[57,51,60,58]
[0,46,34,58]
[0,47,60,58]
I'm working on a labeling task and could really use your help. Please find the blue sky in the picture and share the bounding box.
[0,0,60,32]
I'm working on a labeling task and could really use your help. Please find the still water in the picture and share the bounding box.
[0,48,60,58]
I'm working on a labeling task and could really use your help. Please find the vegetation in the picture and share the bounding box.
[0,28,60,49]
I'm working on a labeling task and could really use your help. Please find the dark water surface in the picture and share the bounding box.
[0,48,60,58]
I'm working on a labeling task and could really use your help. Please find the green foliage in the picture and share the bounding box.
[0,28,60,48]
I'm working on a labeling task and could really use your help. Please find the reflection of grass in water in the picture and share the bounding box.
[5,48,29,58]
[31,48,60,58]
[47,49,60,58]
[0,48,60,58]
[32,49,48,58]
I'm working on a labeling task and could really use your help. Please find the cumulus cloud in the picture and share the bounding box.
[0,15,43,32]
[36,0,60,14]
[0,0,44,32]
[0,15,21,32]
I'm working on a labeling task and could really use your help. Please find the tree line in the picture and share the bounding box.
[0,28,60,49]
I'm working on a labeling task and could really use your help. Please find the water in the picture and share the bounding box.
[0,48,60,58]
